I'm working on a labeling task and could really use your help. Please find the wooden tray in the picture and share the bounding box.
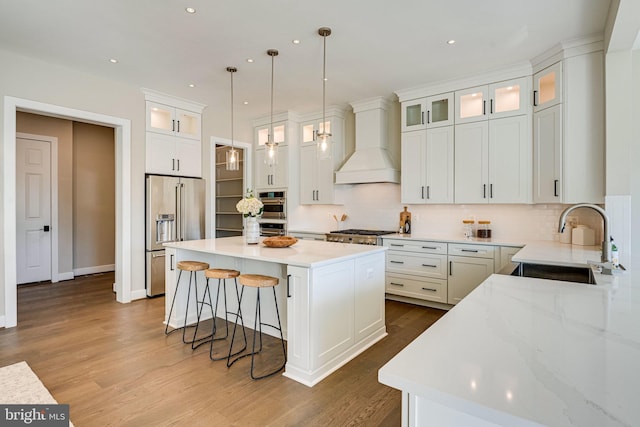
[263,236,298,248]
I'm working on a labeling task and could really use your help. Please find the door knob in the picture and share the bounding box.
[40,225,50,232]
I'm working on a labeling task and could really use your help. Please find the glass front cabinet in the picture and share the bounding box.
[456,77,530,123]
[401,92,454,132]
[533,62,563,112]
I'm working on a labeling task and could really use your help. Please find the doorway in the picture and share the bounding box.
[3,96,132,328]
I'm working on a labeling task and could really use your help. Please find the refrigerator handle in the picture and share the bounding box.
[180,183,186,241]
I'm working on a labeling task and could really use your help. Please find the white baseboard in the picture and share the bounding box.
[73,264,115,276]
[57,272,75,281]
[130,289,148,301]
[0,315,5,328]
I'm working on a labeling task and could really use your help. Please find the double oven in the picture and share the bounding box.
[258,191,287,236]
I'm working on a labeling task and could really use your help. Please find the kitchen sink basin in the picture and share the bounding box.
[510,263,596,285]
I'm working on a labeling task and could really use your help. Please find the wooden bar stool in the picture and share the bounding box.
[164,260,210,345]
[227,274,287,380]
[193,268,247,360]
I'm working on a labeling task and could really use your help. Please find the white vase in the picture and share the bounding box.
[245,217,260,245]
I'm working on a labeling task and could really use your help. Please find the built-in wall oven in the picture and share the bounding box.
[258,191,287,236]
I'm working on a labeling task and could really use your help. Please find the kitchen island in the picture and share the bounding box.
[379,241,639,426]
[164,236,387,386]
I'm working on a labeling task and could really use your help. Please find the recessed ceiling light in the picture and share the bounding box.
[185,7,196,14]
[292,39,301,45]
[109,58,118,63]
[447,39,456,45]
[188,84,195,88]
[243,101,249,105]
[246,58,254,63]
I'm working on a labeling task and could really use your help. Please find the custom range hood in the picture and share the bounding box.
[335,97,400,184]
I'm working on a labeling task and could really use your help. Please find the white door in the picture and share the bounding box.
[16,137,52,284]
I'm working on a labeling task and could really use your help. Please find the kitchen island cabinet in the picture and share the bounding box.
[164,237,387,387]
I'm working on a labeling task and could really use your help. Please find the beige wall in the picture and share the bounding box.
[73,122,115,270]
[16,112,74,275]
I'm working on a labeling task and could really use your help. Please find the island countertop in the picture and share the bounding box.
[164,236,386,268]
[379,261,640,426]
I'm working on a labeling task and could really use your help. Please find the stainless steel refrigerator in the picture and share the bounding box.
[145,175,205,297]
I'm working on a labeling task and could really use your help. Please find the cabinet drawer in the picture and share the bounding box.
[448,243,495,259]
[384,239,447,255]
[386,252,447,279]
[386,273,447,304]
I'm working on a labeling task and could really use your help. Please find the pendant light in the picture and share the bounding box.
[225,66,239,171]
[316,27,332,158]
[265,49,279,166]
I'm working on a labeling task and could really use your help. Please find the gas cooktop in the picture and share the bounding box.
[325,229,396,245]
[328,229,396,236]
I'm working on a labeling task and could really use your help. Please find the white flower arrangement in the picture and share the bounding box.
[236,189,263,218]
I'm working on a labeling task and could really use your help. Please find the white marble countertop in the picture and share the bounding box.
[381,232,527,247]
[164,236,386,268]
[379,242,638,426]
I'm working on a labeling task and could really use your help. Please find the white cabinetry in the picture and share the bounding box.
[299,109,345,204]
[253,112,299,192]
[143,90,205,178]
[496,245,522,272]
[401,126,454,204]
[288,231,326,241]
[401,92,454,132]
[447,243,495,305]
[533,49,604,204]
[454,77,531,204]
[384,239,448,304]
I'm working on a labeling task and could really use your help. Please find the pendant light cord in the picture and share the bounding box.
[322,31,326,129]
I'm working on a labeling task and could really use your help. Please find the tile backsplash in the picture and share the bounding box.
[289,183,604,243]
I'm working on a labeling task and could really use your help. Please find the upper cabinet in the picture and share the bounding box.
[533,49,604,204]
[143,89,206,178]
[401,92,454,131]
[533,61,562,113]
[299,109,345,205]
[253,112,300,192]
[455,77,530,124]
[146,102,201,141]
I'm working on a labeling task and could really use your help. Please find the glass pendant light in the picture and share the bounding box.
[265,49,279,166]
[316,27,332,159]
[225,66,239,171]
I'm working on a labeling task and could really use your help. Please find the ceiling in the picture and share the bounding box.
[0,0,616,125]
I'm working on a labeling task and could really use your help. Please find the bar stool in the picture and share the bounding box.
[192,268,247,360]
[164,260,210,345]
[227,274,287,380]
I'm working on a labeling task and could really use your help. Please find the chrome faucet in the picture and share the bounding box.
[558,203,610,263]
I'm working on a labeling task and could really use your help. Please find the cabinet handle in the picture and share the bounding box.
[390,282,405,287]
[421,287,437,292]
[421,264,437,268]
[427,110,430,124]
[390,244,404,247]
[422,246,438,250]
[490,99,494,114]
[177,120,180,133]
[287,274,291,298]
[170,254,175,271]
[176,159,180,171]
[449,261,453,276]
[172,119,176,132]
[172,159,176,171]
[390,260,404,264]
[482,100,486,115]
[461,249,479,253]
[427,185,430,200]
[490,183,493,198]
[316,190,319,200]
[483,184,486,198]
[554,179,559,197]
[533,90,538,106]
[421,111,424,125]
[421,186,424,199]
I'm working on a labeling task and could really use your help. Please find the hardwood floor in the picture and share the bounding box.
[0,273,445,426]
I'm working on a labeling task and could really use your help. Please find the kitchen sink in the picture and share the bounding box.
[509,263,596,285]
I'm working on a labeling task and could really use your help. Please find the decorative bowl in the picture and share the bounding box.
[262,236,298,248]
